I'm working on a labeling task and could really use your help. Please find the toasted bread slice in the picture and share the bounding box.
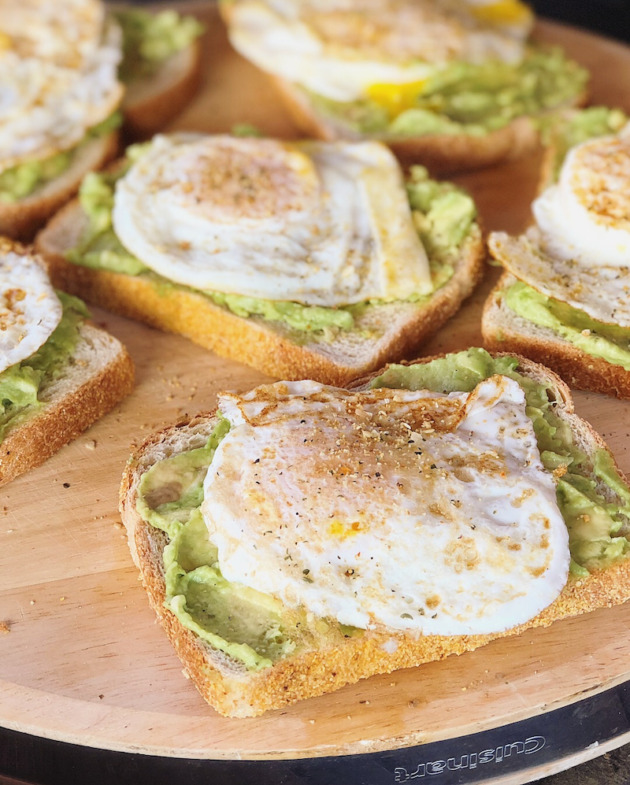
[0,133,118,243]
[271,76,552,174]
[482,272,630,400]
[220,1,586,174]
[119,352,630,717]
[35,199,484,386]
[1,321,134,487]
[122,41,202,139]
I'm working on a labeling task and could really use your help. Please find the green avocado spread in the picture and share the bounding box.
[306,48,588,138]
[0,113,122,205]
[503,282,630,371]
[66,154,477,338]
[0,291,89,442]
[135,348,630,670]
[114,9,204,82]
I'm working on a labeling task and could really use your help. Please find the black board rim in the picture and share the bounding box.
[2,680,630,785]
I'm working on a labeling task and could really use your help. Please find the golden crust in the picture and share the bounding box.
[0,133,119,243]
[122,42,203,140]
[0,323,134,487]
[482,272,630,400]
[35,195,485,386]
[269,76,588,175]
[119,352,630,717]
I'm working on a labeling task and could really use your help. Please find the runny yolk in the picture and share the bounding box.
[366,79,428,118]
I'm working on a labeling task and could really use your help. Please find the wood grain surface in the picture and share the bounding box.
[2,3,630,769]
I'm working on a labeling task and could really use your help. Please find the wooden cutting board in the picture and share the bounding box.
[2,5,630,782]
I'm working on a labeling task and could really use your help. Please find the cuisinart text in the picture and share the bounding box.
[394,736,546,780]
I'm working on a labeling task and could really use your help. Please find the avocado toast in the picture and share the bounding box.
[483,107,630,398]
[0,239,134,486]
[120,348,630,717]
[36,137,484,386]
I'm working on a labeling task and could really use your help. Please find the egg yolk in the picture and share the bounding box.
[0,32,12,53]
[470,0,533,26]
[328,519,365,540]
[366,79,428,118]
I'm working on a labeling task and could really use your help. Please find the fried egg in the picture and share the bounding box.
[0,1,123,173]
[201,376,569,636]
[112,134,433,306]
[533,129,630,268]
[489,229,630,327]
[226,0,528,103]
[0,244,62,374]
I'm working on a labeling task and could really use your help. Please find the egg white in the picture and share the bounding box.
[112,134,433,307]
[0,246,62,374]
[201,376,569,636]
[226,0,528,102]
[533,131,630,268]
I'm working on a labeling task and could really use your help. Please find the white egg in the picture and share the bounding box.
[0,245,63,374]
[112,134,433,306]
[201,376,569,636]
[0,6,122,173]
[533,131,630,268]
[226,0,528,102]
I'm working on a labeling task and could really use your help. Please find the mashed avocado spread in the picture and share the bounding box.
[0,113,122,205]
[114,9,204,82]
[306,48,587,138]
[0,291,88,442]
[503,282,630,371]
[135,348,630,670]
[66,157,476,338]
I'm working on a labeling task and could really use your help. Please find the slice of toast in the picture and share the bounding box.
[482,272,630,399]
[122,41,202,139]
[0,133,118,243]
[219,2,586,174]
[119,352,630,717]
[1,321,134,487]
[482,110,630,399]
[35,200,484,387]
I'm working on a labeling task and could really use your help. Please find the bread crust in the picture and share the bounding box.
[0,133,119,243]
[122,41,203,139]
[35,197,485,386]
[119,353,630,717]
[0,322,134,487]
[482,272,630,400]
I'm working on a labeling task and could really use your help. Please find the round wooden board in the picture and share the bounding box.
[2,5,630,783]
